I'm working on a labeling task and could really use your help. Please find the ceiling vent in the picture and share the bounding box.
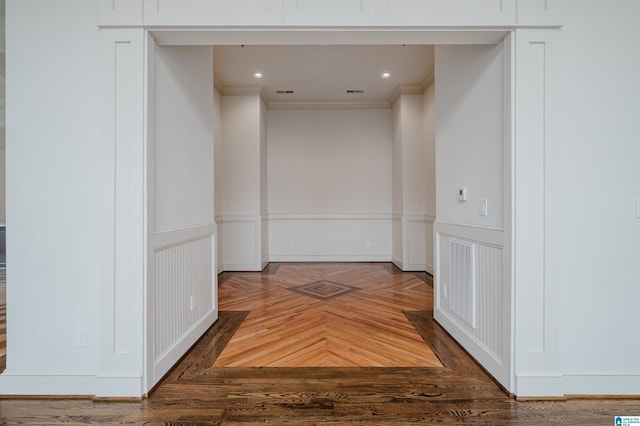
[276,90,295,94]
[346,89,365,94]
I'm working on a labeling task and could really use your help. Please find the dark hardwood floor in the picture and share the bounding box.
[0,263,636,424]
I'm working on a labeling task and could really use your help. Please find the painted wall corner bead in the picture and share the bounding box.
[99,0,559,28]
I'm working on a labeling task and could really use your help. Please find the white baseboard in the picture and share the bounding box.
[0,370,146,398]
[95,373,144,398]
[392,256,403,270]
[515,372,640,398]
[402,262,426,272]
[0,370,99,397]
[151,309,218,391]
[515,373,564,398]
[435,308,510,390]
[269,255,392,263]
[425,262,434,275]
[222,263,264,271]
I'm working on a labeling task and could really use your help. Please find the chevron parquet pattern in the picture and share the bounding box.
[214,263,442,367]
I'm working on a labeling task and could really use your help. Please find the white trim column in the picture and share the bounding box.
[513,28,560,397]
[98,28,147,398]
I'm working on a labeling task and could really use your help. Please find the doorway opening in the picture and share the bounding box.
[146,29,513,393]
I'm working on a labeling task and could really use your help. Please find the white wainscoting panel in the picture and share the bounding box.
[393,215,434,272]
[425,217,435,274]
[434,221,509,387]
[406,219,426,270]
[404,215,434,271]
[448,239,476,329]
[151,224,217,386]
[261,215,269,269]
[392,215,403,269]
[269,214,392,262]
[217,215,264,271]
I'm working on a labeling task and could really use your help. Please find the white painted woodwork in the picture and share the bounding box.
[435,223,508,386]
[268,214,392,262]
[148,43,217,390]
[448,239,476,328]
[218,215,263,270]
[391,88,434,271]
[98,0,560,28]
[216,90,268,271]
[6,0,640,400]
[152,227,216,384]
[434,40,511,389]
[423,83,436,274]
[511,28,561,397]
[96,27,147,398]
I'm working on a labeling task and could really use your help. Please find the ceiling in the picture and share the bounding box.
[213,45,434,106]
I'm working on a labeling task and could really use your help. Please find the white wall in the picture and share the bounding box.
[423,84,436,273]
[548,0,640,394]
[392,90,433,272]
[150,45,217,389]
[7,0,638,399]
[154,46,214,232]
[217,91,266,270]
[435,45,504,228]
[0,147,5,224]
[268,108,392,261]
[2,0,102,392]
[213,86,223,271]
[220,95,262,215]
[0,1,5,225]
[391,102,404,264]
[268,109,391,215]
[434,41,510,387]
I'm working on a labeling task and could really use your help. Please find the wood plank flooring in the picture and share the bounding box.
[0,263,637,424]
[214,263,442,367]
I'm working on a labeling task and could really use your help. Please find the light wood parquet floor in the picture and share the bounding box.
[214,262,442,367]
[0,263,637,424]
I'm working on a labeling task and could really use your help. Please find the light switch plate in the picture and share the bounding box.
[636,198,640,218]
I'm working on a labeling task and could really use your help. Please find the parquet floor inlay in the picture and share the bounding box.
[213,263,443,368]
[288,280,360,300]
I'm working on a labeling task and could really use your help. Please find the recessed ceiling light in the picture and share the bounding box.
[381,72,391,79]
[254,72,263,79]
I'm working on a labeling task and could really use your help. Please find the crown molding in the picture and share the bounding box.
[219,85,269,105]
[390,84,425,105]
[268,101,390,110]
[422,70,435,89]
[219,85,262,97]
